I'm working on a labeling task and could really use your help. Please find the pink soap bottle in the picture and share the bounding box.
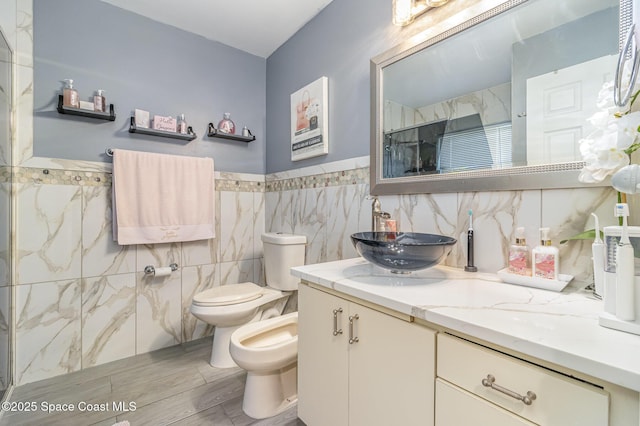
[532,227,559,280]
[62,79,79,108]
[508,226,530,275]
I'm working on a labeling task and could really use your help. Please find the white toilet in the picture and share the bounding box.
[190,232,306,369]
[230,311,299,419]
[227,232,306,419]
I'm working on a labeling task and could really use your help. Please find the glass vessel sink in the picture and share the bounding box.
[350,232,457,273]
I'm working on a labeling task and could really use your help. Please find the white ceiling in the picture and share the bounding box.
[100,0,335,58]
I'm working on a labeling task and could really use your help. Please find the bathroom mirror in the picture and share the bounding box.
[370,0,623,194]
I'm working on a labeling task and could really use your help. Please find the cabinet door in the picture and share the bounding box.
[348,302,436,426]
[298,284,349,426]
[436,379,537,426]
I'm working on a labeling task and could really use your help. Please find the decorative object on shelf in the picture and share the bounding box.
[57,95,116,121]
[93,89,106,112]
[78,100,94,111]
[290,76,329,161]
[242,126,252,138]
[134,109,150,128]
[152,115,177,132]
[129,116,196,141]
[217,112,236,134]
[207,123,255,142]
[62,78,79,108]
[177,114,188,134]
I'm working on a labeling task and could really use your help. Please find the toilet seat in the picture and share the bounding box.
[192,282,263,307]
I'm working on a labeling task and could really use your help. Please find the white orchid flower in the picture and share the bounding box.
[617,111,640,149]
[579,71,640,184]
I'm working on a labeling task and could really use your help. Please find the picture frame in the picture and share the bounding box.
[290,76,329,161]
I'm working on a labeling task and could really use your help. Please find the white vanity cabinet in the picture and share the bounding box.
[436,333,610,426]
[298,283,436,426]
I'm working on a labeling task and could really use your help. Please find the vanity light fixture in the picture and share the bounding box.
[392,0,450,26]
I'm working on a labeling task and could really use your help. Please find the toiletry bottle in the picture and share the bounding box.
[508,226,530,276]
[177,114,188,134]
[62,79,79,108]
[532,227,559,280]
[93,89,106,112]
[614,203,635,320]
[591,213,605,298]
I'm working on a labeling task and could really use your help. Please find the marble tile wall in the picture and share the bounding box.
[265,156,618,285]
[9,157,618,386]
[12,168,266,385]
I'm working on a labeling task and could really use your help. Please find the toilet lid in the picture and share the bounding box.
[193,282,263,307]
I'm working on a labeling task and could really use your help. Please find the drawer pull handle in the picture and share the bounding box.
[348,314,359,344]
[481,374,537,406]
[332,308,343,336]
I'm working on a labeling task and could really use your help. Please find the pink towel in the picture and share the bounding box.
[112,149,215,245]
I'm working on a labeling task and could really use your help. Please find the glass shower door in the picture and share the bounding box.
[0,27,13,400]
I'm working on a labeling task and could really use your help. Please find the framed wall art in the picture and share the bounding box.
[290,76,329,161]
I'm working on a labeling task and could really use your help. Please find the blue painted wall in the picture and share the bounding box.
[265,0,401,173]
[34,0,266,174]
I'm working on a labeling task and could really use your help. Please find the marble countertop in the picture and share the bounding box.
[291,258,640,392]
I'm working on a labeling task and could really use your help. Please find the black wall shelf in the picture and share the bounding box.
[207,123,255,142]
[129,117,197,141]
[57,95,116,121]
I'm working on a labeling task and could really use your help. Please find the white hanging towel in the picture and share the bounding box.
[112,149,215,245]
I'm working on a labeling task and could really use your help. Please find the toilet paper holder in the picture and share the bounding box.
[144,263,179,275]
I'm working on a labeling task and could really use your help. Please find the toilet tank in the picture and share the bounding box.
[262,233,307,291]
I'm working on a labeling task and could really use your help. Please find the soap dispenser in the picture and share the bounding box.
[532,227,559,280]
[62,79,79,108]
[508,226,530,275]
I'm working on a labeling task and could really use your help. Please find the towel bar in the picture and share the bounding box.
[105,148,114,157]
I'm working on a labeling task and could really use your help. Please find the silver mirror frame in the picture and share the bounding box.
[370,0,631,195]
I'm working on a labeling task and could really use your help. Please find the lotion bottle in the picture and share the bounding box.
[532,227,559,280]
[93,89,106,112]
[62,79,79,108]
[508,226,530,275]
[177,114,188,134]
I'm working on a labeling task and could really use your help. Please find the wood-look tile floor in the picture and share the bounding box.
[0,337,304,425]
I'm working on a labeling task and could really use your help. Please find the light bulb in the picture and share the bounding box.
[393,0,414,26]
[426,0,449,6]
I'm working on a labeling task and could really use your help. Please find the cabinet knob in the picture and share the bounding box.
[348,314,360,344]
[332,308,343,336]
[481,374,537,406]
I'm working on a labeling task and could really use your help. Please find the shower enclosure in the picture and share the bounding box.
[0,27,13,401]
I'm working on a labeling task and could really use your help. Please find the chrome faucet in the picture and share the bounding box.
[370,196,390,232]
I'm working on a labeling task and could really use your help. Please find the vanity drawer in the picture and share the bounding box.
[437,334,609,426]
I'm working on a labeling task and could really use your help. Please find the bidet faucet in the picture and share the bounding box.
[370,196,390,232]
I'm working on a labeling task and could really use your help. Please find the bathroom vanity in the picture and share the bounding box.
[293,258,640,426]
